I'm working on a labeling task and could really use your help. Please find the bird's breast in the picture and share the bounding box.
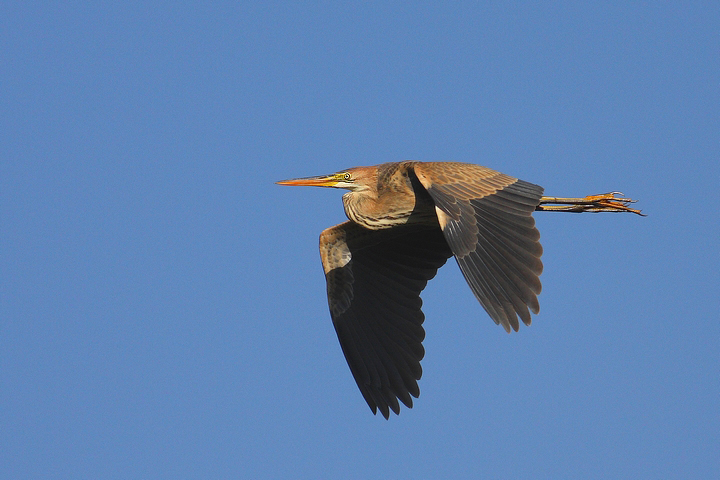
[342,191,439,230]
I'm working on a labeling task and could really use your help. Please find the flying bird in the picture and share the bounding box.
[277,161,642,418]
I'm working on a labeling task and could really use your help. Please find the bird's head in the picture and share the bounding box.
[276,166,376,192]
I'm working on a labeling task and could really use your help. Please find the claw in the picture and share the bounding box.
[584,193,644,215]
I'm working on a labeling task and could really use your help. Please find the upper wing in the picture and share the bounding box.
[320,221,452,418]
[412,162,544,332]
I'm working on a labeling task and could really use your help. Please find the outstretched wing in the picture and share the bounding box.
[412,162,544,332]
[320,221,452,418]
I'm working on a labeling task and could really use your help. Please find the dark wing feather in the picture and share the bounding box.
[412,162,544,332]
[320,221,452,418]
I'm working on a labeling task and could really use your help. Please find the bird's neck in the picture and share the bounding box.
[342,191,388,229]
[342,189,436,230]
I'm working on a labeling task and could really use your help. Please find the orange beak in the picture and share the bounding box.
[276,174,340,187]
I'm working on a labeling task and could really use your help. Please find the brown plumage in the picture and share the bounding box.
[277,161,642,418]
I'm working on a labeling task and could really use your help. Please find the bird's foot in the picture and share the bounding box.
[537,192,645,215]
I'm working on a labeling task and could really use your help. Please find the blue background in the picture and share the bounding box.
[3,2,718,478]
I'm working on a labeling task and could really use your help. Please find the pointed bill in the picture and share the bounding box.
[276,174,340,187]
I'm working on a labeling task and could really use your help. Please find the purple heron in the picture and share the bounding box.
[277,161,642,418]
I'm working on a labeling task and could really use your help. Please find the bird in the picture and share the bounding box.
[277,161,642,418]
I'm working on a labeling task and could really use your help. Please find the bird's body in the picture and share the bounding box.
[277,161,641,418]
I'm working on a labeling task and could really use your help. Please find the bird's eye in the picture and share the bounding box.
[343,173,351,181]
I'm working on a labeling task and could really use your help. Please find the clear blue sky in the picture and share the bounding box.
[2,2,718,478]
